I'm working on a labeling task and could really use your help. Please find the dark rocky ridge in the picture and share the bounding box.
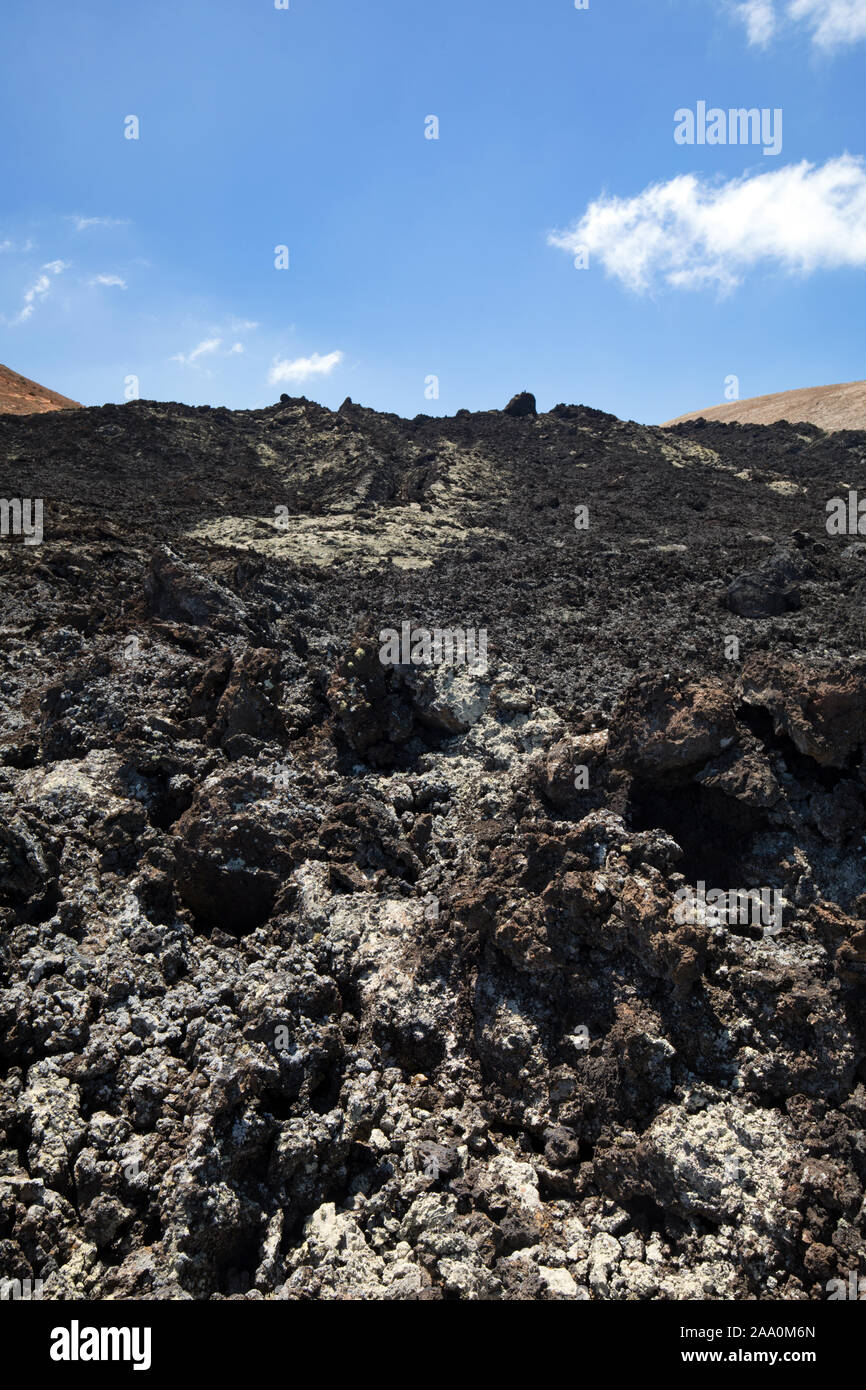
[0,393,865,1300]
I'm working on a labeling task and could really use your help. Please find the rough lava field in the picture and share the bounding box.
[1,388,865,1301]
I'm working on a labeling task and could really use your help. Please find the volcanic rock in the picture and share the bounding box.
[503,391,537,418]
[0,392,865,1302]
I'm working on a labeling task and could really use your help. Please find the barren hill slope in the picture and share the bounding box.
[1,391,865,1302]
[0,361,81,416]
[663,378,866,431]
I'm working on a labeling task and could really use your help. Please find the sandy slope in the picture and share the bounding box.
[663,378,866,431]
[0,362,81,415]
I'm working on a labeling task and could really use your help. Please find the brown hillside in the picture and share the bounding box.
[0,362,81,416]
[663,378,866,431]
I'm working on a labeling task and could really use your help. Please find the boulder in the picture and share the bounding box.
[503,392,537,419]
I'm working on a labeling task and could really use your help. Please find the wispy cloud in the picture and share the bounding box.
[171,337,224,366]
[67,215,130,232]
[170,321,257,368]
[790,0,866,47]
[734,0,777,43]
[267,350,344,385]
[89,273,127,289]
[733,0,866,49]
[6,259,70,324]
[0,237,35,254]
[16,278,53,322]
[548,156,866,294]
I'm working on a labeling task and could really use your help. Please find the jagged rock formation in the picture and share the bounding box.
[0,393,865,1300]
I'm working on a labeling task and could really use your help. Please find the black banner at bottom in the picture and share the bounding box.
[0,1296,859,1377]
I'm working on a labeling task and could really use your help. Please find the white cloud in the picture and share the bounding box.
[267,350,344,385]
[16,277,51,322]
[89,273,127,289]
[733,0,866,49]
[549,156,866,294]
[6,259,69,323]
[171,337,223,366]
[788,0,866,47]
[67,215,129,231]
[735,0,777,43]
[0,237,34,254]
[170,326,256,367]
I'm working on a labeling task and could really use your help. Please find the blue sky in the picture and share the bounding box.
[1,0,864,423]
